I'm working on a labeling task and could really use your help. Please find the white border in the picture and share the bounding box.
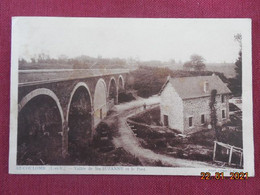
[9,17,254,176]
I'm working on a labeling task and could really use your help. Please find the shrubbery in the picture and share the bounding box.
[218,130,243,148]
[127,66,229,98]
[129,107,161,126]
[118,92,136,103]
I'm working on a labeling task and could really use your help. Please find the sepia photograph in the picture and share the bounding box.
[9,17,254,175]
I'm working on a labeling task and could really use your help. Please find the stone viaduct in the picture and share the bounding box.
[17,69,129,161]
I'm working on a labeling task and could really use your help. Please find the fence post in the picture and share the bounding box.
[228,146,233,165]
[240,152,243,167]
[213,141,217,161]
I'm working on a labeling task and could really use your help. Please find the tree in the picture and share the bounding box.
[30,57,36,63]
[18,58,27,66]
[234,33,242,96]
[58,55,68,62]
[190,54,206,71]
[183,61,193,70]
[37,53,50,63]
[183,54,206,71]
[168,59,176,66]
[234,33,242,49]
[209,89,218,139]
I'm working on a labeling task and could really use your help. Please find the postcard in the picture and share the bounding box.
[9,17,254,176]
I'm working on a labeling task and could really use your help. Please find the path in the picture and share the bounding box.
[111,96,215,168]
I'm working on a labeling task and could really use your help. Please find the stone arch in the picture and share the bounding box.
[108,77,118,107]
[66,82,92,122]
[18,88,64,123]
[118,75,125,90]
[17,88,64,165]
[93,78,107,127]
[108,76,117,97]
[66,82,93,155]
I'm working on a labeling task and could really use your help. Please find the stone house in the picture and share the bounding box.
[159,75,231,134]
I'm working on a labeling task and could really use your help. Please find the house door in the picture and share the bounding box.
[100,108,102,119]
[164,115,169,127]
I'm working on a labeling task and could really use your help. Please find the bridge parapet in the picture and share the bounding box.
[19,69,129,86]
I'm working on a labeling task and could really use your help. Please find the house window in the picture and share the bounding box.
[201,114,205,124]
[221,95,225,103]
[164,115,169,127]
[222,110,226,119]
[189,117,193,127]
[203,81,209,93]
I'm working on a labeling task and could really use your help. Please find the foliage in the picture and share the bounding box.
[234,33,242,49]
[18,54,129,70]
[218,130,243,148]
[129,106,161,126]
[229,33,242,96]
[118,92,136,103]
[209,89,218,139]
[134,122,215,162]
[128,66,228,98]
[128,66,170,98]
[183,54,206,71]
[183,61,193,70]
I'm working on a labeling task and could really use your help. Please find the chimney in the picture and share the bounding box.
[204,81,209,93]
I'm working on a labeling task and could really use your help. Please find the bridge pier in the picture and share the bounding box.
[115,93,119,105]
[90,106,95,139]
[61,107,96,159]
[62,121,69,158]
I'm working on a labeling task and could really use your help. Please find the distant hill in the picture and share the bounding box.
[19,63,74,70]
[19,55,236,79]
[19,56,129,70]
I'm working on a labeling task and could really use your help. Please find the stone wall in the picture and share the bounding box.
[160,82,184,132]
[183,94,229,134]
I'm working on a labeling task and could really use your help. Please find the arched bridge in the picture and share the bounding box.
[17,69,128,164]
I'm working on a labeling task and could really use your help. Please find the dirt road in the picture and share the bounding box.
[111,96,215,168]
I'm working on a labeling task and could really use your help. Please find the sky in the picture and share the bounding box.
[14,17,247,63]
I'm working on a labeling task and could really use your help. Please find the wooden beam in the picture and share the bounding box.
[240,153,243,167]
[213,141,217,161]
[228,146,233,165]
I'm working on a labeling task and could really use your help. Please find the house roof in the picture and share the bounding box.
[160,75,231,99]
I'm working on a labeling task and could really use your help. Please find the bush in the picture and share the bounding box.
[155,160,164,166]
[128,66,229,98]
[118,92,136,103]
[218,130,243,148]
[189,153,212,162]
[188,130,215,147]
[155,140,167,148]
[129,107,161,125]
[92,122,113,148]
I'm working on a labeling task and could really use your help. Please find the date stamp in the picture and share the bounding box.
[201,172,248,180]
